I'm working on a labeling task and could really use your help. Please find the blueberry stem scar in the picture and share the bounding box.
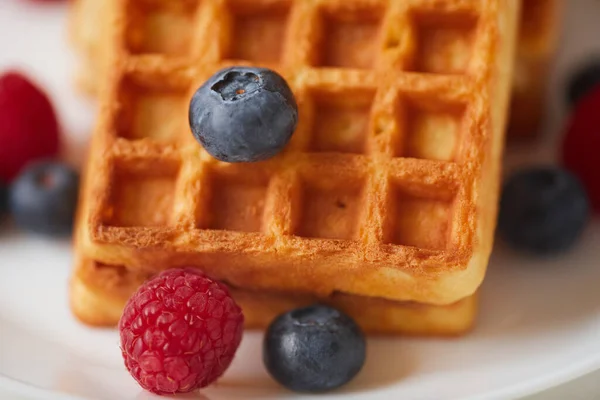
[211,71,261,101]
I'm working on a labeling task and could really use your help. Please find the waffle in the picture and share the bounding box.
[71,0,519,306]
[70,251,477,335]
[509,0,561,136]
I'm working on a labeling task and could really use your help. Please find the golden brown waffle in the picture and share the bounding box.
[72,0,519,306]
[70,251,477,335]
[509,0,561,136]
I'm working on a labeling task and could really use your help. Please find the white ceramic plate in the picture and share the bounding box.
[2,1,600,399]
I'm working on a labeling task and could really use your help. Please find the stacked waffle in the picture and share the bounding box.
[68,0,537,336]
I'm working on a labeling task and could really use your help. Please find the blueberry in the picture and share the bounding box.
[498,167,589,254]
[566,59,600,107]
[263,304,366,393]
[9,161,79,236]
[189,66,298,163]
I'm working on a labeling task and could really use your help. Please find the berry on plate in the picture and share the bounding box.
[498,167,589,254]
[566,59,600,107]
[9,161,78,236]
[0,72,60,182]
[263,304,366,393]
[119,269,244,395]
[189,66,298,163]
[562,84,600,211]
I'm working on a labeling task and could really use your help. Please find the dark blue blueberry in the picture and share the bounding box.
[263,304,366,393]
[498,166,589,254]
[9,161,79,236]
[566,59,600,107]
[189,66,298,163]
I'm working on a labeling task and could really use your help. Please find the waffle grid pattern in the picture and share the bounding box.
[83,0,506,301]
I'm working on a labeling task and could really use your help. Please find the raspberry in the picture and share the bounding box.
[0,72,60,182]
[562,85,600,211]
[119,269,244,395]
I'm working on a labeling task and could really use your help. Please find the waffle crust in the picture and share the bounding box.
[70,251,477,335]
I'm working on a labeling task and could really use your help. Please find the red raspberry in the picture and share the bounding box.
[118,269,244,395]
[562,85,600,211]
[0,72,60,182]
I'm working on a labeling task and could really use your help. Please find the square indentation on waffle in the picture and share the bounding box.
[295,168,366,240]
[409,7,479,74]
[397,93,467,161]
[116,75,189,141]
[384,177,458,251]
[198,165,271,233]
[312,2,385,69]
[125,0,202,56]
[221,0,292,64]
[102,160,180,228]
[307,87,376,154]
